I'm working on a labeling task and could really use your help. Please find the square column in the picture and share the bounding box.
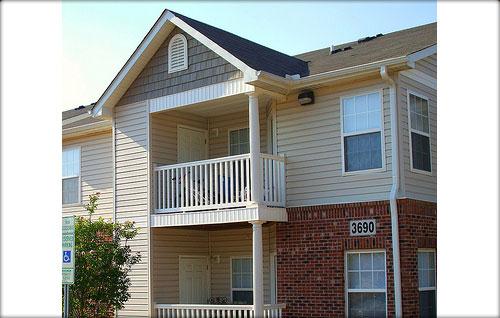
[250,220,265,317]
[247,92,262,205]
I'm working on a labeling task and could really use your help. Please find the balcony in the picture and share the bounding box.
[154,153,285,213]
[156,303,285,318]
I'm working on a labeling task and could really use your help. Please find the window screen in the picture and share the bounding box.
[229,128,250,156]
[342,92,383,172]
[232,258,253,305]
[418,251,436,318]
[408,93,432,172]
[62,148,80,204]
[346,251,387,318]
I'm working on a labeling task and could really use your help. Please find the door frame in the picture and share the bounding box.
[270,252,277,304]
[178,255,210,304]
[177,124,209,162]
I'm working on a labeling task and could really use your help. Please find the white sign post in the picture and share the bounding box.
[62,216,75,318]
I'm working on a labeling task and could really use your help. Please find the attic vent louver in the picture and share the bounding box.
[168,34,188,73]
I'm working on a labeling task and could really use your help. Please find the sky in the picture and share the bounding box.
[62,1,436,111]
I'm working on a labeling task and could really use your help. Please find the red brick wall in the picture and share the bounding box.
[276,199,436,318]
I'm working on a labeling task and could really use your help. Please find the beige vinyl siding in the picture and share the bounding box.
[208,105,268,158]
[414,53,437,78]
[398,73,437,202]
[152,228,209,305]
[276,80,393,207]
[62,131,113,220]
[151,110,208,166]
[114,101,151,317]
[210,225,275,304]
[150,105,268,166]
[118,27,243,106]
[152,225,276,307]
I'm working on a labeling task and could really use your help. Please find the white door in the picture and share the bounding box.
[179,256,209,304]
[178,126,207,163]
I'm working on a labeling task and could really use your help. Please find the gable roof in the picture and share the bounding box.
[296,22,436,76]
[170,10,309,78]
[90,9,436,116]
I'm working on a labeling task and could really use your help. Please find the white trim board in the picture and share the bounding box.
[149,78,254,113]
[150,206,287,227]
[407,44,437,68]
[400,69,436,90]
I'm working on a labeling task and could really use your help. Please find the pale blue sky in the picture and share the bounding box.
[62,1,436,110]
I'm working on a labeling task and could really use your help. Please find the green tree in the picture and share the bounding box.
[69,193,141,318]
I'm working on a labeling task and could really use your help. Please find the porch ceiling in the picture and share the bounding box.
[158,93,271,117]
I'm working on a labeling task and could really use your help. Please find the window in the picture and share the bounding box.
[168,34,188,73]
[408,93,432,173]
[62,147,80,204]
[418,250,436,318]
[342,92,384,173]
[346,251,387,318]
[231,257,253,304]
[229,128,249,156]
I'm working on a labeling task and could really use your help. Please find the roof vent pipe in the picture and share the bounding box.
[380,65,403,318]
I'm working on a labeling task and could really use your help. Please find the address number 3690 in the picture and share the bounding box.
[349,219,376,236]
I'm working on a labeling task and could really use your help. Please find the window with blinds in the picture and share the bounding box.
[168,34,188,73]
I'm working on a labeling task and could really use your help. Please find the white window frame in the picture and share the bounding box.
[407,90,433,175]
[168,33,188,73]
[340,89,386,176]
[62,146,81,206]
[417,249,436,292]
[345,249,388,318]
[227,126,250,156]
[230,256,253,304]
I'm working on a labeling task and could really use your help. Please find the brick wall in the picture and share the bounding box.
[276,199,436,317]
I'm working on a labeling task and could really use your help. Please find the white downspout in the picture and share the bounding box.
[380,66,403,317]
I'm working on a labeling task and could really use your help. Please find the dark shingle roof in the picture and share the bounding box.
[170,10,310,78]
[295,22,436,76]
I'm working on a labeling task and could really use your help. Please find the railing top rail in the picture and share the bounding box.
[155,304,253,310]
[155,303,286,309]
[155,153,250,171]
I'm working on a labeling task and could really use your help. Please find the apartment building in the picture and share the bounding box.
[62,10,436,318]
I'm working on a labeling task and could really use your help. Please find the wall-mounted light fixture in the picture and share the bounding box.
[298,90,314,106]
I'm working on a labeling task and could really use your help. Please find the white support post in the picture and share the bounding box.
[250,220,265,318]
[248,92,262,205]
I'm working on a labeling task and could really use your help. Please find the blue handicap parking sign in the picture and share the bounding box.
[63,251,72,263]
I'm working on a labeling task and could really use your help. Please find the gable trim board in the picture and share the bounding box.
[406,44,437,68]
[149,78,254,113]
[399,69,436,90]
[92,10,260,118]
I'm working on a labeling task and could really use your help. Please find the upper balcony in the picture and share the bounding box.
[149,92,287,227]
[154,152,285,212]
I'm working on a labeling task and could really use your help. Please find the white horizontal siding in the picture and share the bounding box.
[398,72,437,202]
[62,132,113,220]
[276,82,393,207]
[115,101,151,317]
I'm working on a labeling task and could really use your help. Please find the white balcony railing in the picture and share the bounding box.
[154,153,285,213]
[156,303,286,318]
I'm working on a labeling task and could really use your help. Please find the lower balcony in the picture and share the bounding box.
[155,303,285,318]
